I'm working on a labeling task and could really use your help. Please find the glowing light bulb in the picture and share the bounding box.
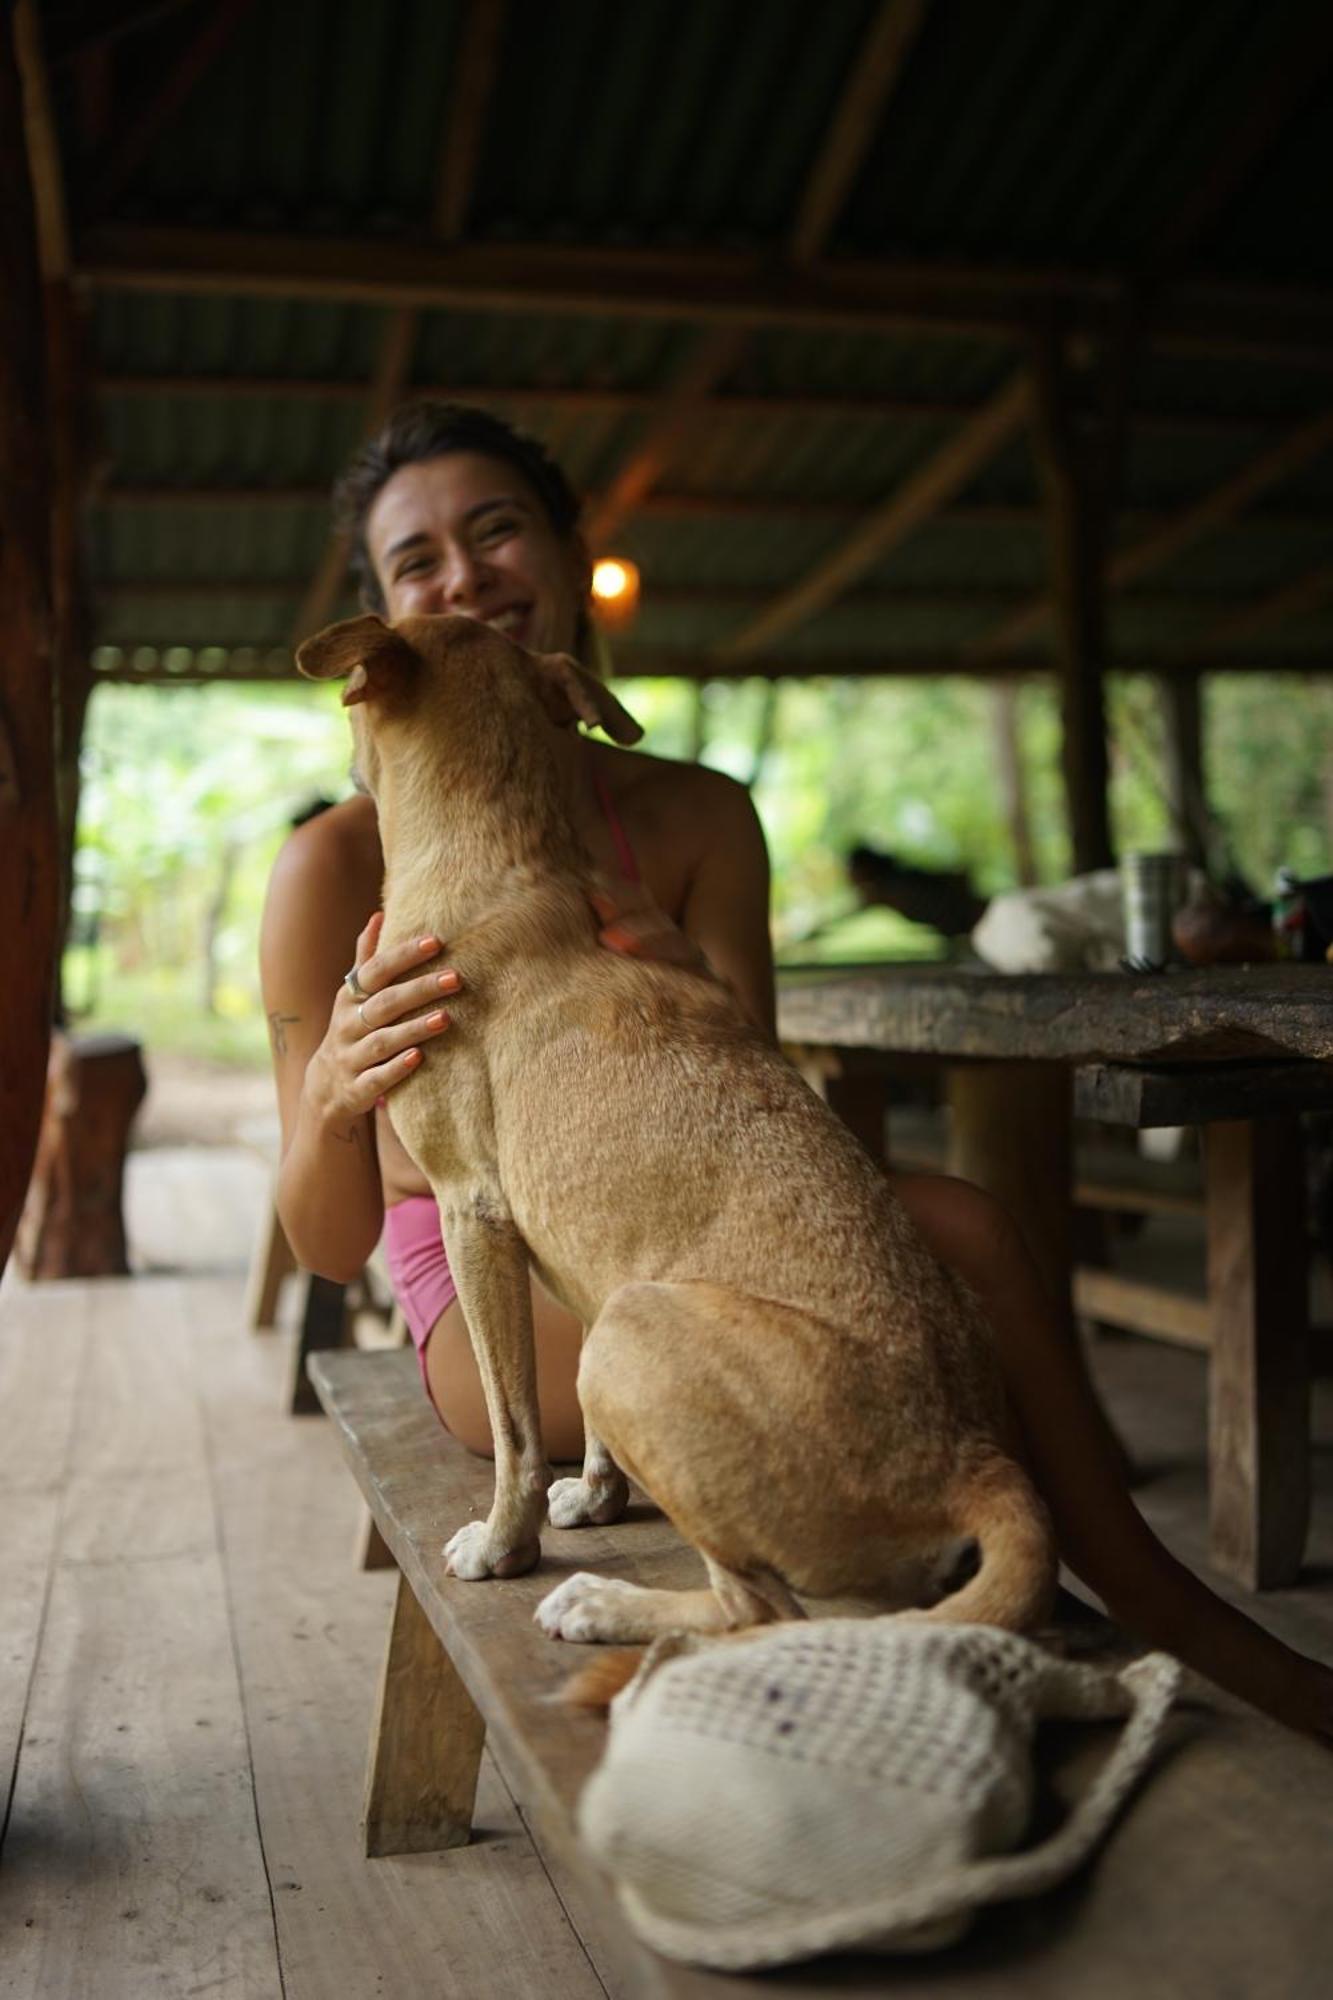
[590,557,641,629]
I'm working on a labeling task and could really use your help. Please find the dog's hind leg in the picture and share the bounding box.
[547,1330,630,1529]
[536,1555,797,1645]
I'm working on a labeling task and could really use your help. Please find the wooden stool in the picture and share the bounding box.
[16,1030,147,1279]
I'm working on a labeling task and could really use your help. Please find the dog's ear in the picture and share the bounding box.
[296,614,418,708]
[531,652,644,745]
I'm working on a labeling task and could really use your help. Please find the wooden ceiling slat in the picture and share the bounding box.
[966,406,1333,663]
[713,369,1031,661]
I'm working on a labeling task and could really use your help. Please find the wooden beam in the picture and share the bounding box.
[789,0,931,263]
[91,0,259,215]
[713,369,1029,660]
[100,577,1295,626]
[85,644,1333,686]
[968,405,1333,662]
[91,369,1306,440]
[15,0,95,997]
[581,324,752,548]
[1029,321,1113,871]
[1,8,60,1273]
[89,482,1333,546]
[72,222,1333,361]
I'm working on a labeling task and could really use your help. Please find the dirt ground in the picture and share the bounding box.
[133,1051,279,1152]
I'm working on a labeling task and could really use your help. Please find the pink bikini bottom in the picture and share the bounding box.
[382,1195,457,1406]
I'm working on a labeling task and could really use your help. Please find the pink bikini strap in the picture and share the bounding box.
[592,769,640,885]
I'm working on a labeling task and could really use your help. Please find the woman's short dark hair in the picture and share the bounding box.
[332,401,584,613]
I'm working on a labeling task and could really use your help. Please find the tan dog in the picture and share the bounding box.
[298,612,1056,1645]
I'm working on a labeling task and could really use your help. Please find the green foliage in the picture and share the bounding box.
[66,667,1332,1068]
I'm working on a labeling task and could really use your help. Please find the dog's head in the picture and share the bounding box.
[296,612,642,798]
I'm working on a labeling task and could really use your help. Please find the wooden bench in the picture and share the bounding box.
[309,1346,1333,1999]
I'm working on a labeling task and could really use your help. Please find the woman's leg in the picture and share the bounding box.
[890,1170,1333,1743]
[424,1277,586,1463]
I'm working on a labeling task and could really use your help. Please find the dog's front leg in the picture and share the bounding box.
[439,1193,549,1580]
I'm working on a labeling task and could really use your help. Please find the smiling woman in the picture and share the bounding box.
[261,401,776,1455]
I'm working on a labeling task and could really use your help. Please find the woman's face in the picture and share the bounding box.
[365,451,587,655]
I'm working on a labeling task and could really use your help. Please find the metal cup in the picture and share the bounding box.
[1121,852,1187,971]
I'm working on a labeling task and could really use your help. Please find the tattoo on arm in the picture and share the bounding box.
[267,1010,300,1058]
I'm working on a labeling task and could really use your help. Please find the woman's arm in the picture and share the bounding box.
[259,808,451,1281]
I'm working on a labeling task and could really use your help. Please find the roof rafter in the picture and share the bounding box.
[584,0,935,550]
[713,369,1031,661]
[789,0,931,264]
[966,406,1333,663]
[290,0,507,645]
[89,0,259,216]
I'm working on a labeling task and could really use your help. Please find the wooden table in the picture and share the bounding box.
[778,963,1333,1591]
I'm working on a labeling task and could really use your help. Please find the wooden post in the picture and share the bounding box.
[0,11,59,1274]
[989,678,1038,885]
[363,1570,486,1855]
[1159,669,1209,870]
[1029,320,1114,874]
[1204,1117,1310,1589]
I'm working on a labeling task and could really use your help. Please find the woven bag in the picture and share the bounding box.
[578,1618,1182,1970]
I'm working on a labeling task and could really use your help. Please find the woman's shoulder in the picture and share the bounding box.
[268,795,382,909]
[596,740,753,825]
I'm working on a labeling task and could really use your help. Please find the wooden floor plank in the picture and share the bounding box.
[188,1276,605,2000]
[0,1551,283,1999]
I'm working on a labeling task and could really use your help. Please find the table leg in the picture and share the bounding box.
[1204,1117,1310,1590]
[946,1061,1074,1328]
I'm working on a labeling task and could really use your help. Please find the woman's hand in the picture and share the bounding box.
[303,911,460,1129]
[589,882,709,972]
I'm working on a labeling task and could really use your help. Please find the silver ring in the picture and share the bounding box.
[344,965,369,1002]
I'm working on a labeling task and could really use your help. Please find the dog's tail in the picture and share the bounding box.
[558,1649,644,1711]
[923,1450,1057,1631]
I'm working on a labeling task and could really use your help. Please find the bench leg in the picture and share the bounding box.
[363,1569,486,1856]
[287,1272,349,1415]
[354,1507,396,1571]
[246,1195,297,1332]
[1205,1117,1311,1589]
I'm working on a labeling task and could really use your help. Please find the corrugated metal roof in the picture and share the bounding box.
[36,0,1331,674]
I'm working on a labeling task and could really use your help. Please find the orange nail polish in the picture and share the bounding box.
[425,1011,448,1030]
[438,971,461,991]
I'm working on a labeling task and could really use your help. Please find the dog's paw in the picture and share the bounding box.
[547,1470,630,1530]
[444,1519,540,1581]
[536,1571,656,1642]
